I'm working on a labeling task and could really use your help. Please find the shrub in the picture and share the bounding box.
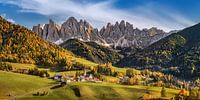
[0,62,13,71]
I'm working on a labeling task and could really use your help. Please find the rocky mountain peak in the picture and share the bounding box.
[106,23,112,28]
[49,19,54,24]
[98,20,171,48]
[33,17,100,44]
[32,17,171,48]
[67,17,78,23]
[119,20,126,31]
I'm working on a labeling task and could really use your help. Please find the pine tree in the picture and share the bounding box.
[197,90,200,100]
[161,87,167,97]
[189,87,197,99]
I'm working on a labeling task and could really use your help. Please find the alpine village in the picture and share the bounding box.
[0,1,200,100]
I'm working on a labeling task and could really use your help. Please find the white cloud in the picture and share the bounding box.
[0,13,15,23]
[0,0,195,32]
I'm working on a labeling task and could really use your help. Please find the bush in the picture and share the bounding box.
[128,77,140,85]
[28,68,49,77]
[0,62,13,71]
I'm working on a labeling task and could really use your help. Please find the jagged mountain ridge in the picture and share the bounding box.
[33,17,103,45]
[32,17,171,48]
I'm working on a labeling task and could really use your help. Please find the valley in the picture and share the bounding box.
[0,11,200,100]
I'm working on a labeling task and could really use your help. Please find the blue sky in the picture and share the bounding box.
[0,0,199,32]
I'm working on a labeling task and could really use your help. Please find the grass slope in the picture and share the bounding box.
[0,71,56,99]
[0,71,179,100]
[18,82,179,100]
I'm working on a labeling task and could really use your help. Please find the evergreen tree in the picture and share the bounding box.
[189,87,197,99]
[161,87,167,97]
[197,90,200,100]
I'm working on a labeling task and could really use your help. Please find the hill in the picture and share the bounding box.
[60,39,122,64]
[0,16,75,67]
[117,23,200,79]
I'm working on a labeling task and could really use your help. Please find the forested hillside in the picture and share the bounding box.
[60,39,122,64]
[118,23,200,79]
[0,16,73,67]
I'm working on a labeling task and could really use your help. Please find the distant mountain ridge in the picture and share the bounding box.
[32,17,171,48]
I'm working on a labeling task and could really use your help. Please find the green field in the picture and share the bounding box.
[7,62,128,75]
[0,71,56,100]
[0,71,180,100]
[74,57,98,67]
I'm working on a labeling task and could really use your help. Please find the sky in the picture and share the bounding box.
[0,0,199,32]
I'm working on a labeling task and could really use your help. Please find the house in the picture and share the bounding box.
[65,75,75,82]
[54,74,62,81]
[85,74,93,81]
[119,76,130,84]
[89,74,93,79]
[66,79,71,83]
[77,75,85,82]
[17,68,29,74]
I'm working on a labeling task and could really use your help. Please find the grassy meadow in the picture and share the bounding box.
[0,71,180,100]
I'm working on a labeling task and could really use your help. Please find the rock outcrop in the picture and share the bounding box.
[32,19,60,42]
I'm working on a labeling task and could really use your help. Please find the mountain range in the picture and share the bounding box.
[1,15,200,79]
[32,17,200,79]
[32,17,171,48]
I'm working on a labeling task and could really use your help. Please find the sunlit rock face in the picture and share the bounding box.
[32,17,170,48]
